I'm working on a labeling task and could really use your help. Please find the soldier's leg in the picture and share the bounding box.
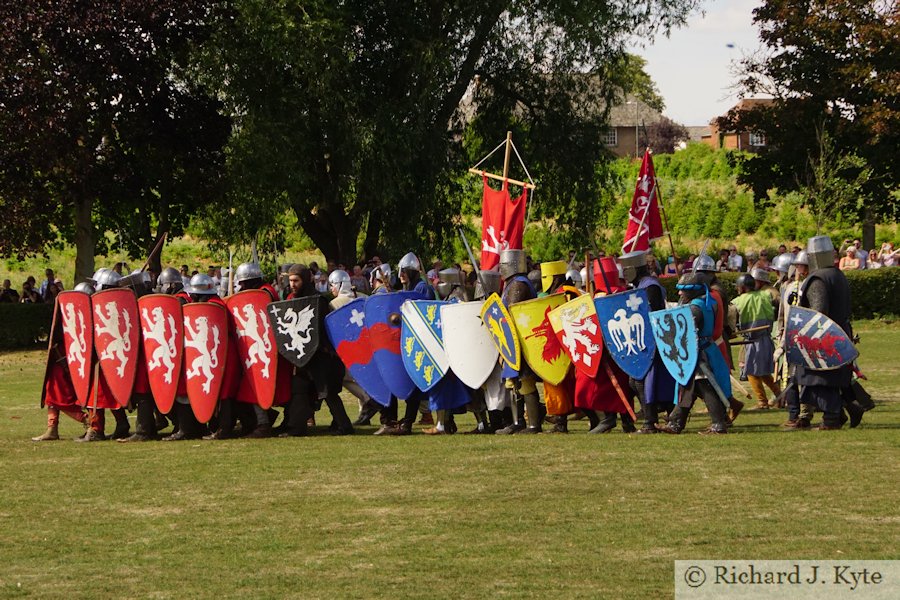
[246,404,273,438]
[518,376,542,434]
[662,385,696,434]
[76,410,106,442]
[696,381,729,434]
[620,410,636,433]
[163,399,202,441]
[120,393,158,442]
[323,360,353,435]
[589,412,618,434]
[464,390,491,434]
[748,375,770,409]
[110,407,131,439]
[812,386,844,429]
[32,407,62,441]
[495,390,525,435]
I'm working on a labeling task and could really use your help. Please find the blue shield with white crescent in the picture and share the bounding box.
[649,306,698,386]
[400,300,449,392]
[595,289,656,380]
[785,306,858,370]
[324,298,392,406]
[365,292,419,400]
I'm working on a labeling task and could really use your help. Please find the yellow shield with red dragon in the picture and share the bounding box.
[509,293,571,385]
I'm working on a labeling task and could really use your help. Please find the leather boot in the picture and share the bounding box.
[589,412,617,434]
[32,425,59,441]
[660,406,687,434]
[163,404,202,441]
[620,412,636,433]
[495,398,525,434]
[75,427,105,442]
[324,393,354,435]
[110,408,131,439]
[423,410,448,435]
[464,410,491,434]
[487,409,505,433]
[547,414,568,433]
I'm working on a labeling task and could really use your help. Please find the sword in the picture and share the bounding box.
[458,228,489,297]
[730,374,752,399]
[697,360,730,410]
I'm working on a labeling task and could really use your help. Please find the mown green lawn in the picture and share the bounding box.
[1,321,898,599]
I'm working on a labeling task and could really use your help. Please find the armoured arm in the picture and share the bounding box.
[689,304,704,334]
[504,280,533,305]
[804,278,829,315]
[645,285,665,311]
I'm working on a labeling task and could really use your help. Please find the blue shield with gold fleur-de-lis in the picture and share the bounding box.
[400,300,450,392]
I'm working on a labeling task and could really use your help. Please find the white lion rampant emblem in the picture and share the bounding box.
[94,301,132,376]
[271,304,316,362]
[232,303,273,377]
[142,306,178,383]
[184,315,221,394]
[559,304,601,367]
[607,308,647,356]
[61,302,88,378]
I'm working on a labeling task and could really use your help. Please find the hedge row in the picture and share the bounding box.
[658,268,900,320]
[0,303,53,351]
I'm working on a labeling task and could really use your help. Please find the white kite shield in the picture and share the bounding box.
[440,301,499,389]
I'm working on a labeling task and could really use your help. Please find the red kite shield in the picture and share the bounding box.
[226,290,277,409]
[138,294,184,415]
[92,288,139,407]
[183,302,228,423]
[57,291,94,406]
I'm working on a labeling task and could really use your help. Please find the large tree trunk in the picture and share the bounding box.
[73,195,95,284]
[362,214,381,261]
[296,207,360,268]
[862,207,875,251]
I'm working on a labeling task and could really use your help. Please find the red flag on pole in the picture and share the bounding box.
[621,150,664,253]
[480,176,527,270]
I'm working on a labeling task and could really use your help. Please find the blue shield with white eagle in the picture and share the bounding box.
[649,305,698,386]
[400,300,450,392]
[595,289,656,380]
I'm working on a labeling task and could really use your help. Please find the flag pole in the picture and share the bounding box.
[651,151,680,270]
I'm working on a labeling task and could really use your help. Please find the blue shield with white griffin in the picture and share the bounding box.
[595,289,655,380]
[400,300,449,392]
[649,306,698,386]
[365,292,419,400]
[785,306,858,370]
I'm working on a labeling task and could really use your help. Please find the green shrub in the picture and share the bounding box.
[658,268,900,320]
[0,303,54,350]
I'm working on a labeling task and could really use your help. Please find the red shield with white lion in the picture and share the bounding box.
[138,294,184,415]
[182,302,228,423]
[57,291,94,405]
[91,288,140,407]
[226,290,277,410]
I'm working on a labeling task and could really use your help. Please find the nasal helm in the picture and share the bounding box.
[92,268,122,291]
[692,253,716,273]
[499,249,527,281]
[793,251,809,266]
[564,268,582,289]
[187,273,218,296]
[539,261,567,293]
[617,250,649,285]
[234,262,263,291]
[806,235,835,272]
[73,281,95,295]
[328,269,353,296]
[771,253,793,274]
[157,267,184,295]
[370,263,391,287]
[736,273,757,291]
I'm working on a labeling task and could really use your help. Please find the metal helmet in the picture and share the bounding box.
[435,268,463,300]
[119,269,152,295]
[693,253,716,273]
[187,273,218,296]
[807,235,835,271]
[398,252,421,273]
[565,268,582,288]
[157,267,184,294]
[73,281,95,295]
[771,253,793,274]
[751,267,771,284]
[370,263,391,286]
[617,250,648,284]
[498,249,527,280]
[539,261,567,293]
[473,269,501,300]
[328,269,353,296]
[736,273,756,291]
[234,262,263,284]
[793,250,809,266]
[92,268,122,290]
[675,272,707,304]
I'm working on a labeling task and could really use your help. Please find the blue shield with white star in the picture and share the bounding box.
[595,289,656,380]
[785,306,857,370]
[649,306,698,386]
[400,300,449,392]
[324,297,392,406]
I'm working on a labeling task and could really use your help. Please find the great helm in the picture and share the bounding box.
[806,235,835,271]
[92,268,122,291]
[595,257,621,293]
[539,261,567,293]
[617,250,649,284]
[771,253,794,274]
[234,262,263,285]
[473,269,501,300]
[157,267,183,294]
[436,267,464,300]
[792,250,809,266]
[692,253,716,273]
[498,249,527,280]
[328,269,353,295]
[750,267,771,284]
[187,273,218,296]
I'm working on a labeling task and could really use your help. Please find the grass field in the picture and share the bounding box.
[1,322,898,599]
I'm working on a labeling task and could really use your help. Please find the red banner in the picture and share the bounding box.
[480,176,527,270]
[621,150,664,253]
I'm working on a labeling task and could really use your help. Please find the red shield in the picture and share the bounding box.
[91,288,139,407]
[226,290,277,409]
[138,294,184,415]
[548,294,604,379]
[183,302,228,423]
[57,291,94,406]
